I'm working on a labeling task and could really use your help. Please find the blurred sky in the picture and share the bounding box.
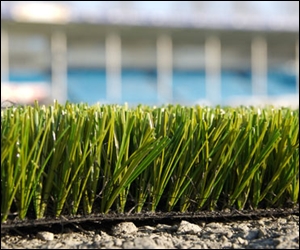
[1,1,298,31]
[52,1,300,31]
[2,1,299,17]
[68,1,299,16]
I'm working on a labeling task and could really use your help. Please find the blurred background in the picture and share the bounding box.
[1,1,299,107]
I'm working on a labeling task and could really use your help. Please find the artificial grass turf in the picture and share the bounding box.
[1,101,299,222]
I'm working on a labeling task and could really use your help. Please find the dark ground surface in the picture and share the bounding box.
[2,205,298,236]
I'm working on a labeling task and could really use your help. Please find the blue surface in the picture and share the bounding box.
[7,68,297,105]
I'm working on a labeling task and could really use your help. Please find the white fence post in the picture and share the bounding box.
[251,36,267,97]
[1,29,9,83]
[157,34,173,104]
[205,36,221,105]
[51,31,67,104]
[106,33,122,103]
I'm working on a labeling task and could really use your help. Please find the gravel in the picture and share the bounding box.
[1,215,298,249]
